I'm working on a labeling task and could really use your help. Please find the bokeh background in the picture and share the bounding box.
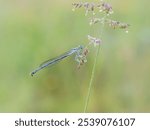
[0,0,149,112]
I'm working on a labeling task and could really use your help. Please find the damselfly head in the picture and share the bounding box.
[79,45,84,50]
[30,71,35,76]
[72,45,84,51]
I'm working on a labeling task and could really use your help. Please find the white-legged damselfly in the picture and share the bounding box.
[30,45,83,76]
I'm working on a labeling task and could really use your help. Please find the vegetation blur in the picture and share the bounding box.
[0,0,150,112]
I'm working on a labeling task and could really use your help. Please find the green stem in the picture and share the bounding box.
[83,20,105,113]
[83,44,101,113]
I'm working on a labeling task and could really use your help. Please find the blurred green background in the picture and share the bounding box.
[0,0,150,112]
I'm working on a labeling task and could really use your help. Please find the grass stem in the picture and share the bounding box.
[83,21,105,113]
[83,44,101,112]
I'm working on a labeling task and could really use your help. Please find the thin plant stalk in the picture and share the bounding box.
[84,22,105,113]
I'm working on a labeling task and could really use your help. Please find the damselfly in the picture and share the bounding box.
[30,45,83,76]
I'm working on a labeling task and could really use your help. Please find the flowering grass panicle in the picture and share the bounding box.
[88,35,102,47]
[76,47,89,69]
[72,0,129,112]
[72,0,114,16]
